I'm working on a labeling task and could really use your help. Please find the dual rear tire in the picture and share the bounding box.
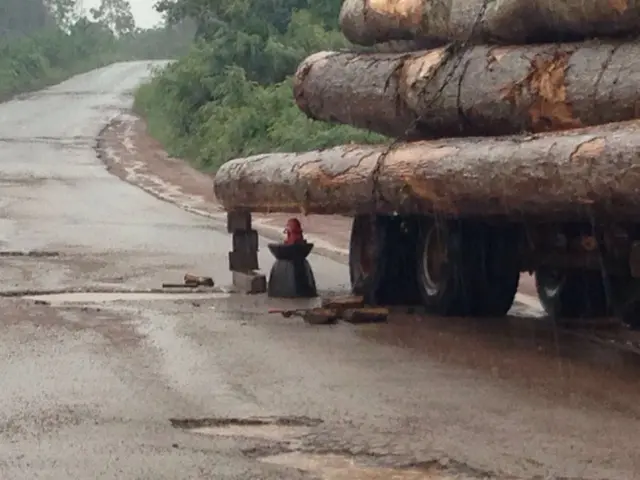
[349,214,420,305]
[349,214,640,327]
[535,268,640,328]
[349,215,520,317]
[534,269,611,319]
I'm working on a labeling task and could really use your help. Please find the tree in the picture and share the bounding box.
[90,0,136,36]
[154,0,342,39]
[135,0,378,172]
[45,0,80,29]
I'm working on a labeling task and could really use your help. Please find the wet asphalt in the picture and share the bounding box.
[0,62,639,479]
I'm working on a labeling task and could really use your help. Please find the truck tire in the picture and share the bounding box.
[472,225,521,317]
[415,219,519,317]
[349,215,390,304]
[349,214,420,305]
[383,215,421,305]
[619,301,640,330]
[534,268,610,318]
[602,276,640,329]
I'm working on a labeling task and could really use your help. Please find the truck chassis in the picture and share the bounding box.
[348,214,640,328]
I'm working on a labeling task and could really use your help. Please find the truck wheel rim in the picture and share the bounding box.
[541,270,563,298]
[421,226,447,296]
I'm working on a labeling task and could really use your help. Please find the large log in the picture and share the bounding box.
[339,0,640,46]
[293,42,640,139]
[213,120,640,221]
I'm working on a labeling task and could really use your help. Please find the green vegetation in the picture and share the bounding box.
[134,0,386,172]
[0,0,194,100]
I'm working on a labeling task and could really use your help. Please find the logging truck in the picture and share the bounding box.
[213,123,640,328]
[213,0,640,328]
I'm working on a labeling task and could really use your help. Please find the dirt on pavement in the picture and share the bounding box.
[97,113,539,298]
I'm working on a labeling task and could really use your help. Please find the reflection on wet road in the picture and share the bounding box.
[359,313,640,416]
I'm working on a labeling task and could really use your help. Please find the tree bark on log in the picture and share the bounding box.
[293,42,640,139]
[368,39,437,53]
[339,0,640,46]
[214,120,640,221]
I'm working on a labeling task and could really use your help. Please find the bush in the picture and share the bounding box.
[134,4,387,172]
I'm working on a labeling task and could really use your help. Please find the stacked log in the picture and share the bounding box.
[293,42,640,139]
[214,120,640,220]
[214,1,640,220]
[339,0,640,46]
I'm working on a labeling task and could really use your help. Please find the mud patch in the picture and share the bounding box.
[261,453,453,479]
[170,416,321,442]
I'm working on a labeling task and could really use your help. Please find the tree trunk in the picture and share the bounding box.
[294,41,640,139]
[214,120,640,221]
[339,0,640,46]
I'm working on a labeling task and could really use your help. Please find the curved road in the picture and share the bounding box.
[0,62,639,479]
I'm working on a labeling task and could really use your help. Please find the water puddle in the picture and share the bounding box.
[190,424,310,442]
[24,291,229,305]
[170,416,320,442]
[261,453,453,480]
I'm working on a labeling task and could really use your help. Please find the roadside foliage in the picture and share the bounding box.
[134,0,387,172]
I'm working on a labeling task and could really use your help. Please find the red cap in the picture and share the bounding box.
[285,218,302,234]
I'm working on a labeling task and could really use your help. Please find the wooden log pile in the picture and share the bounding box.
[293,42,640,139]
[214,0,640,220]
[214,121,640,220]
[339,0,640,46]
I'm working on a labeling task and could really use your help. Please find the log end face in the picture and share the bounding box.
[366,0,423,26]
[213,158,240,209]
[293,51,338,117]
[339,0,423,45]
[339,0,377,45]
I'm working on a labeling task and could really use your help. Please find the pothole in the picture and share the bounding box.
[170,416,321,442]
[23,291,229,305]
[261,453,454,479]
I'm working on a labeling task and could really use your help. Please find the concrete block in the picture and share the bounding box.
[227,210,252,233]
[232,270,266,294]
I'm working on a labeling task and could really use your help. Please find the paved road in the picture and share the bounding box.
[0,62,639,480]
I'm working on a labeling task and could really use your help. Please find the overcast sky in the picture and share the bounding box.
[80,0,163,29]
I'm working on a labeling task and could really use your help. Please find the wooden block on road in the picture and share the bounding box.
[321,295,364,311]
[302,308,339,325]
[232,270,266,294]
[227,210,252,233]
[342,307,389,324]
